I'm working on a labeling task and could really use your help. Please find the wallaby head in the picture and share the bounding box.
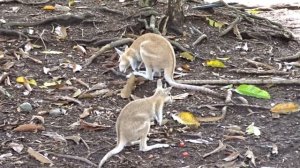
[154,79,173,103]
[116,46,136,73]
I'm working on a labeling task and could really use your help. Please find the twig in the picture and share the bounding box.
[275,51,300,62]
[72,78,90,89]
[192,34,207,46]
[169,40,188,52]
[176,78,300,85]
[227,68,290,75]
[0,0,50,5]
[47,152,97,167]
[243,58,274,70]
[85,38,134,66]
[197,103,270,110]
[220,16,242,37]
[54,96,83,106]
[203,140,226,158]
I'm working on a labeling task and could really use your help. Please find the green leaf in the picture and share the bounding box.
[235,84,271,99]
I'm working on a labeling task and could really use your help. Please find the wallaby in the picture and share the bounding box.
[98,79,172,168]
[116,33,222,98]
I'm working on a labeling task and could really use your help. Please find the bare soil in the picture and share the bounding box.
[0,1,300,168]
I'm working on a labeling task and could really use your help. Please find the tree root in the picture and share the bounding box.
[0,29,28,39]
[3,13,94,28]
[0,0,50,5]
[84,38,134,67]
[176,78,300,85]
[227,68,291,75]
[275,51,300,62]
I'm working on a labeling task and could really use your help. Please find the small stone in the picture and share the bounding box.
[49,108,66,116]
[19,102,32,112]
[240,51,247,56]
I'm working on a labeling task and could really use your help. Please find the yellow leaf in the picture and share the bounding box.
[68,0,75,7]
[206,59,225,68]
[16,76,27,84]
[270,102,300,114]
[206,17,224,29]
[42,5,55,11]
[180,52,195,61]
[28,79,37,86]
[172,112,200,127]
[246,8,261,15]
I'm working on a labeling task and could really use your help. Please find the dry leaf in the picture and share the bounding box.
[65,135,81,144]
[8,142,24,154]
[42,132,67,143]
[79,120,110,131]
[27,147,53,165]
[54,4,71,12]
[270,102,300,114]
[42,5,55,11]
[121,74,136,98]
[0,153,13,161]
[2,61,14,70]
[223,151,240,162]
[55,26,68,40]
[245,149,256,166]
[40,50,63,55]
[73,44,86,54]
[30,115,45,124]
[80,107,93,119]
[181,64,191,72]
[13,124,45,132]
[172,93,190,100]
[78,89,110,99]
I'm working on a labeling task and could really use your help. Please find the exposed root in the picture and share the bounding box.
[47,152,97,167]
[0,29,28,39]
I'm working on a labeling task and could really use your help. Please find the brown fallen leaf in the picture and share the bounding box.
[80,107,93,119]
[197,110,226,122]
[27,147,53,165]
[270,102,300,114]
[13,124,45,132]
[223,135,246,141]
[120,74,136,98]
[2,61,15,70]
[79,120,110,131]
[223,151,240,162]
[245,148,256,166]
[78,89,110,99]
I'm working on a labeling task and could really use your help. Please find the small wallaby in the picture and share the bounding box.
[116,33,222,98]
[98,79,172,168]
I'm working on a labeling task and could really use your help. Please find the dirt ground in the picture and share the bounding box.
[0,0,300,168]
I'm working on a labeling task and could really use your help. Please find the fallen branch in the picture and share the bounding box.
[0,29,28,39]
[47,152,97,167]
[275,51,300,62]
[176,78,300,85]
[53,96,83,106]
[197,103,270,110]
[3,13,94,28]
[227,68,290,75]
[84,38,134,66]
[0,0,50,5]
[220,16,242,37]
[243,58,274,70]
[203,140,226,158]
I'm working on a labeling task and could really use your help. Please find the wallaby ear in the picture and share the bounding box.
[157,79,163,89]
[115,47,123,56]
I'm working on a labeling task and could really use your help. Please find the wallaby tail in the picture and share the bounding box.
[98,142,126,168]
[164,75,224,98]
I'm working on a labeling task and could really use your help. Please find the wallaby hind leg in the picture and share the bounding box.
[133,66,153,80]
[139,122,169,152]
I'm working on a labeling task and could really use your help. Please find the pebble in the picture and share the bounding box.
[240,51,247,56]
[49,108,67,116]
[19,102,33,113]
